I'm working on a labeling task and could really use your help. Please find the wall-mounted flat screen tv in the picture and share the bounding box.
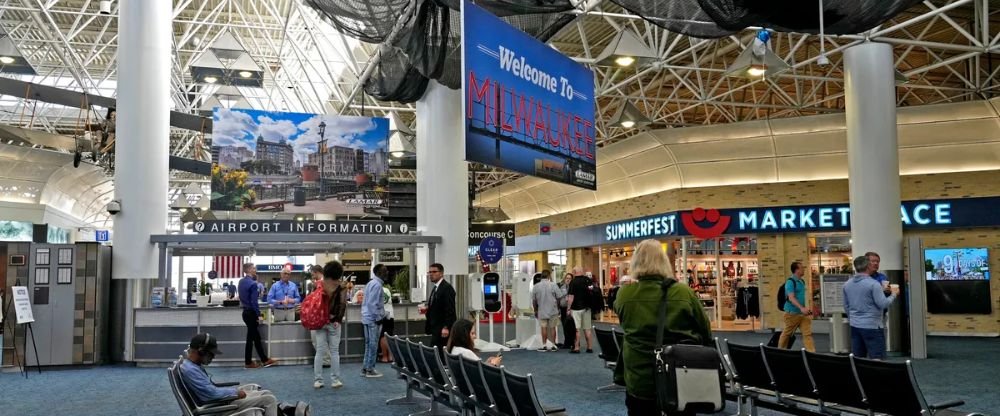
[925,248,989,280]
[924,247,991,314]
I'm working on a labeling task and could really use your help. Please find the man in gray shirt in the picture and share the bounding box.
[532,269,565,352]
[843,255,899,359]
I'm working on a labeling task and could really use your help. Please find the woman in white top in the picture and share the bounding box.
[446,319,502,366]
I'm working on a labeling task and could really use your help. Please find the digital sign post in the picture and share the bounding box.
[462,0,596,190]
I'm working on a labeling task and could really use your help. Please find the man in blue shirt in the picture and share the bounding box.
[178,333,278,416]
[238,263,276,369]
[360,264,388,378]
[844,255,899,359]
[778,261,816,351]
[267,269,301,322]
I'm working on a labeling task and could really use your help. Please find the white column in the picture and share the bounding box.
[415,81,469,300]
[845,42,903,267]
[845,42,905,352]
[114,0,170,280]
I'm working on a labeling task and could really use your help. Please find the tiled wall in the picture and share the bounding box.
[514,170,1000,335]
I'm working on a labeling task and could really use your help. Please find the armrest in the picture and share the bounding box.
[211,380,240,387]
[201,395,240,406]
[193,404,238,415]
[929,399,965,410]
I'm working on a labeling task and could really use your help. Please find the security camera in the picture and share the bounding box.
[99,0,112,15]
[106,200,121,215]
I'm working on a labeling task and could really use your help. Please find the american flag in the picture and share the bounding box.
[213,255,244,279]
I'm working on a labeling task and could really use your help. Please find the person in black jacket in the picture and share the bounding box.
[422,263,456,352]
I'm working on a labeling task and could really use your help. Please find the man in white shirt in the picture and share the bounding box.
[531,269,564,351]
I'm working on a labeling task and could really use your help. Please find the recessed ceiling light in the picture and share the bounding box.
[0,56,15,64]
[239,71,253,78]
[620,120,635,128]
[203,75,218,83]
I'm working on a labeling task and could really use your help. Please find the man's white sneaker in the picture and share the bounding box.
[330,379,344,389]
[313,380,324,389]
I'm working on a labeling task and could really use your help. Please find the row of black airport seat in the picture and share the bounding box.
[593,324,983,416]
[386,335,568,416]
[720,339,984,416]
[595,326,984,416]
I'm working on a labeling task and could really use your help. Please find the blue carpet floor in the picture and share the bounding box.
[1,331,995,415]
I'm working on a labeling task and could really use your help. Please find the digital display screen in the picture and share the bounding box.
[484,284,498,295]
[924,248,989,280]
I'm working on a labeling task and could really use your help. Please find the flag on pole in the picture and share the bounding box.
[213,255,244,279]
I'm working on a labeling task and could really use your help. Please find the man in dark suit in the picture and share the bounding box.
[422,263,456,351]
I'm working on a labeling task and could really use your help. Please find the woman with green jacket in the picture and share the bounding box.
[614,239,713,415]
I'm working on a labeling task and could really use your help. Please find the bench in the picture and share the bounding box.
[250,199,284,211]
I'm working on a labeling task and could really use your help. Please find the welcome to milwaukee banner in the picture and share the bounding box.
[462,0,596,190]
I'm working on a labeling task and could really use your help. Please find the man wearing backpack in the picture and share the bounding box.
[778,261,815,351]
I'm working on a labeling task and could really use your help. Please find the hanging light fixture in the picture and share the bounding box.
[0,32,36,75]
[594,29,658,68]
[609,100,651,129]
[387,111,415,158]
[724,30,790,79]
[190,31,264,87]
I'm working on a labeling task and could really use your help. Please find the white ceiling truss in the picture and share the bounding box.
[0,0,995,219]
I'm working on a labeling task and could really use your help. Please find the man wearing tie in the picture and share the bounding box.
[423,263,456,352]
[267,269,301,322]
[238,263,277,369]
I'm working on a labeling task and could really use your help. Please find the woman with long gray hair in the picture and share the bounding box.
[613,239,712,415]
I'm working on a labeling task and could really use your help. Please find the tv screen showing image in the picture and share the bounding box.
[924,248,989,281]
[924,247,992,315]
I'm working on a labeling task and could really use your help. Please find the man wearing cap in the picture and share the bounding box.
[179,333,279,416]
[267,269,301,322]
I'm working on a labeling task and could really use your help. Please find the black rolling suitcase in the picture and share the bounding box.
[767,331,795,349]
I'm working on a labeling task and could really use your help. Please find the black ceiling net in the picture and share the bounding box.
[611,0,924,38]
[309,0,923,102]
[304,0,412,44]
[609,0,738,39]
[696,0,924,34]
[363,45,430,103]
[361,0,576,102]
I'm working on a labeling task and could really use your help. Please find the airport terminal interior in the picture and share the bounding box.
[1,1,999,415]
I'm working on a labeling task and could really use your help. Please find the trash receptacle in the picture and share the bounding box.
[830,313,851,354]
[293,186,306,206]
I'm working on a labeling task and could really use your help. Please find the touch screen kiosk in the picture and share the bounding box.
[483,272,501,313]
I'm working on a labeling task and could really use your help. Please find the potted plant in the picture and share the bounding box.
[196,281,212,307]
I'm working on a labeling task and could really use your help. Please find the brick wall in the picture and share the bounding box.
[904,228,1000,335]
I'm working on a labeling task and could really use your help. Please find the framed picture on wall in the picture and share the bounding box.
[9,254,26,266]
[35,248,50,265]
[58,248,73,265]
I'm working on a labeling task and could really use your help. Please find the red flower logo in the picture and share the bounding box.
[681,208,731,239]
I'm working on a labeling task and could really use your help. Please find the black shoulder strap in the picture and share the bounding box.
[655,279,678,347]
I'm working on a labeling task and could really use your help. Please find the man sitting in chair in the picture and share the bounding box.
[179,333,279,416]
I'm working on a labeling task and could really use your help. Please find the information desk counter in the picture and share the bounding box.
[133,303,431,367]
